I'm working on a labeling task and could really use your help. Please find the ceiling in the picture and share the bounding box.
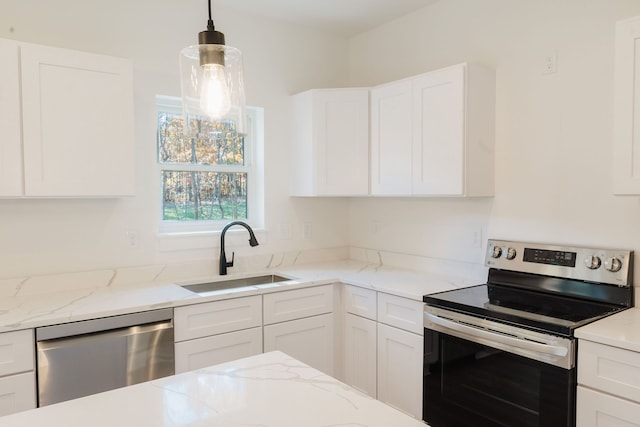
[215,0,439,37]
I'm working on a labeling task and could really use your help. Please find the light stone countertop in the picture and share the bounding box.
[575,307,640,352]
[0,259,478,333]
[0,351,428,427]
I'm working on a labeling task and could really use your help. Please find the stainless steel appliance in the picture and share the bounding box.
[423,239,633,427]
[36,308,174,406]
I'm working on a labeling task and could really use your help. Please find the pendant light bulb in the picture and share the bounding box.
[200,63,231,118]
[179,0,246,133]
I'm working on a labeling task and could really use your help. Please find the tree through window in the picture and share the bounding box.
[157,96,259,229]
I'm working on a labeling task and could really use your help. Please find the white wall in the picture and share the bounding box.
[0,0,351,278]
[348,0,640,273]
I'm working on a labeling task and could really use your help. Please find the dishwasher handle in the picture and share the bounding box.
[36,308,173,341]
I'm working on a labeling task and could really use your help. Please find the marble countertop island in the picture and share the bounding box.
[0,351,427,427]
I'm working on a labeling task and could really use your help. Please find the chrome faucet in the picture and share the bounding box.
[219,221,259,275]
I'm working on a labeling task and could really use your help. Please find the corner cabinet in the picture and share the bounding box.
[613,16,640,194]
[371,63,495,196]
[0,38,135,197]
[291,88,369,196]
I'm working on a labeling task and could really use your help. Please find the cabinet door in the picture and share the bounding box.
[412,65,465,195]
[377,323,423,419]
[0,372,36,416]
[175,327,262,374]
[370,79,413,195]
[291,89,369,196]
[577,386,640,427]
[343,313,376,397]
[264,313,334,376]
[0,39,23,196]
[20,43,134,196]
[614,16,640,194]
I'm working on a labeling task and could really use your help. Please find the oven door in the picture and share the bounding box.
[423,308,576,427]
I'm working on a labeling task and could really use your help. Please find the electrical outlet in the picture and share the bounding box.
[543,51,557,74]
[472,227,482,248]
[125,231,138,247]
[303,222,312,239]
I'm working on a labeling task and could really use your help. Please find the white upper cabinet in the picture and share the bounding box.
[371,63,495,196]
[0,38,135,197]
[370,79,413,195]
[613,16,640,194]
[291,88,369,196]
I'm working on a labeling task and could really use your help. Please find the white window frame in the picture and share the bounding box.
[156,95,264,236]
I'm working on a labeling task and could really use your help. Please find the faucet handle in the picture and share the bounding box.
[227,251,235,267]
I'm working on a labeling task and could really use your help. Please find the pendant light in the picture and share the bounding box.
[179,0,246,134]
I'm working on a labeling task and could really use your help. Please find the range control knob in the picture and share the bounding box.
[491,246,503,258]
[604,257,623,272]
[584,255,602,270]
[505,247,517,260]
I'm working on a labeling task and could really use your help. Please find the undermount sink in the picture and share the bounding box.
[181,274,290,294]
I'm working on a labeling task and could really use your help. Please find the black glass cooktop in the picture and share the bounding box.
[423,269,632,337]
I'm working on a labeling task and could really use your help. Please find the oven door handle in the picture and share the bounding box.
[425,312,569,357]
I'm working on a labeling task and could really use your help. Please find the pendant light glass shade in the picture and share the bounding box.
[179,10,246,135]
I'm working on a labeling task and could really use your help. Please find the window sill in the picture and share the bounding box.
[158,228,268,253]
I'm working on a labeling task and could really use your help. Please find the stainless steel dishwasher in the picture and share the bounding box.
[36,308,174,406]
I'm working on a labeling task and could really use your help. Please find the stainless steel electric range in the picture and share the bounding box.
[422,239,634,427]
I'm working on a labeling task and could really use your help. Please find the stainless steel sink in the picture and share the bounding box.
[181,274,290,294]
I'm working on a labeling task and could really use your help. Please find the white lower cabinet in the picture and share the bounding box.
[341,285,424,419]
[377,323,423,419]
[577,386,640,427]
[264,313,334,376]
[343,313,377,397]
[175,327,262,373]
[174,296,263,374]
[0,329,36,416]
[577,339,640,426]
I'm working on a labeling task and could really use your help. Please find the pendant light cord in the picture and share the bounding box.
[207,0,215,31]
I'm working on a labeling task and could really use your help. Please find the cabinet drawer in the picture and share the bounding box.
[578,340,640,403]
[264,313,334,375]
[263,285,334,325]
[377,293,424,335]
[174,295,262,341]
[577,385,640,427]
[175,327,262,374]
[0,330,34,376]
[343,285,377,320]
[0,371,36,416]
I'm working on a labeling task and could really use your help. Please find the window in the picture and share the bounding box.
[157,96,263,234]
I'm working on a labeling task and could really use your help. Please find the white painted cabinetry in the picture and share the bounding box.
[174,296,263,373]
[263,285,335,375]
[613,16,640,194]
[376,293,424,419]
[0,330,36,416]
[343,286,377,397]
[341,285,424,419]
[370,80,413,195]
[371,63,495,196]
[0,37,134,197]
[576,340,640,426]
[291,88,369,196]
